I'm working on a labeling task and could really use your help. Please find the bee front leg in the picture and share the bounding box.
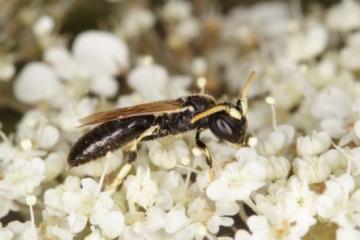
[195,129,216,180]
[195,129,213,168]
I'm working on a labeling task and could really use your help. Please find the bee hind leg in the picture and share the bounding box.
[106,126,158,192]
[106,146,137,192]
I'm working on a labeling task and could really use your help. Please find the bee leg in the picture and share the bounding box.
[195,129,216,180]
[106,145,137,192]
[195,129,213,168]
[107,126,158,191]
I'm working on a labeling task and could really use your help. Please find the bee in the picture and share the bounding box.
[68,71,256,189]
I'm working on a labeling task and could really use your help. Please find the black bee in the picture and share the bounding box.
[68,71,256,189]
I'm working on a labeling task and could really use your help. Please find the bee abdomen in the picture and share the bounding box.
[68,115,155,166]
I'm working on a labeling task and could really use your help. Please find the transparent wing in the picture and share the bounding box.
[79,100,183,126]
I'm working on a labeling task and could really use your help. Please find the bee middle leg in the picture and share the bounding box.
[106,126,158,191]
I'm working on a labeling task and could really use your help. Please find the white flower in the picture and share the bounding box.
[120,8,155,38]
[14,62,62,104]
[271,79,303,110]
[346,147,360,174]
[37,124,60,149]
[145,137,191,169]
[6,221,39,240]
[235,216,270,240]
[245,179,316,240]
[70,151,123,178]
[164,207,190,234]
[284,177,317,216]
[309,57,337,88]
[326,0,360,32]
[162,0,192,21]
[297,131,331,157]
[127,61,168,101]
[222,7,257,47]
[0,226,14,240]
[258,125,295,156]
[206,201,238,234]
[172,17,200,43]
[207,148,267,202]
[249,2,289,37]
[143,207,167,232]
[320,118,347,139]
[44,46,77,81]
[191,57,207,77]
[56,97,97,132]
[124,166,158,209]
[0,193,18,218]
[72,30,129,76]
[44,177,125,238]
[175,222,207,240]
[46,225,74,240]
[223,2,289,46]
[0,140,16,165]
[166,75,191,98]
[236,212,314,240]
[122,226,146,240]
[153,170,184,210]
[90,75,119,97]
[354,120,360,139]
[265,156,290,180]
[340,32,360,71]
[0,57,15,82]
[16,110,60,150]
[0,157,45,198]
[90,210,124,239]
[117,93,143,108]
[185,197,236,235]
[84,227,104,240]
[287,20,328,61]
[45,31,128,98]
[33,15,54,37]
[311,86,351,120]
[311,86,360,146]
[44,152,66,182]
[293,156,332,184]
[337,227,360,240]
[316,174,360,227]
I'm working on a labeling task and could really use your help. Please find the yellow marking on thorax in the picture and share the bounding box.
[190,105,242,124]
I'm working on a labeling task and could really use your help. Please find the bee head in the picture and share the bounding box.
[208,107,247,144]
[208,71,255,144]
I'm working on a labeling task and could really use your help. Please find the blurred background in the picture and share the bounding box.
[0,0,343,135]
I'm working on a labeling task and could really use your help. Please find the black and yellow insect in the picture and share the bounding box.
[68,71,255,188]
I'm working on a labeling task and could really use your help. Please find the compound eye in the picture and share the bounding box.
[215,118,233,136]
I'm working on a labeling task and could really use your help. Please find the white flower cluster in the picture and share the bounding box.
[2,0,360,239]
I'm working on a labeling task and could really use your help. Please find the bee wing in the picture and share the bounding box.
[79,100,183,126]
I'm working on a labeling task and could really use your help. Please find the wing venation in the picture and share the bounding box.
[79,100,183,126]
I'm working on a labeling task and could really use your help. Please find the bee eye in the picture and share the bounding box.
[209,113,247,143]
[216,118,233,136]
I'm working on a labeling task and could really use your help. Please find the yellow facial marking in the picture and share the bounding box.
[228,107,242,120]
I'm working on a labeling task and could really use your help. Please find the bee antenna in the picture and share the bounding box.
[240,71,256,115]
